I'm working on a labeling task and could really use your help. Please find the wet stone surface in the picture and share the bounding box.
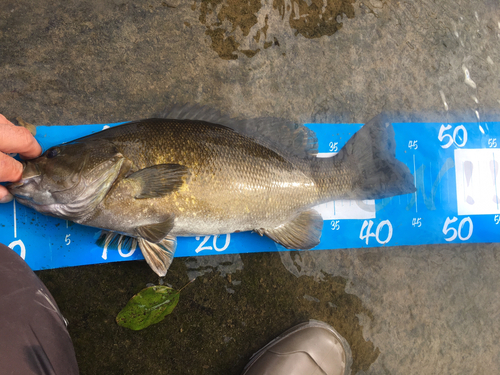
[197,0,356,59]
[38,252,379,374]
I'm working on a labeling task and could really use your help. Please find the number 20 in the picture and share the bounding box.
[195,234,231,253]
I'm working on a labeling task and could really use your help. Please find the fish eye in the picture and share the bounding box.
[46,147,60,159]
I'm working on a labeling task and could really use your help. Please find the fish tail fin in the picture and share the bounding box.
[313,114,416,200]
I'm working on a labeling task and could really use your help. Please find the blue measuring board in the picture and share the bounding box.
[1,120,499,271]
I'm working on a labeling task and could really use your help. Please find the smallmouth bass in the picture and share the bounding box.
[8,110,415,276]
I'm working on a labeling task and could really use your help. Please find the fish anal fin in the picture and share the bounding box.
[138,236,177,277]
[127,164,190,199]
[135,217,175,243]
[256,209,323,250]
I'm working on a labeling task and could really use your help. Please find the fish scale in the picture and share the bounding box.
[86,119,319,233]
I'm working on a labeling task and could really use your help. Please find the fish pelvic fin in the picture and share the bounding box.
[256,209,323,250]
[138,236,177,277]
[135,218,175,243]
[127,164,190,199]
[96,231,138,252]
[96,231,177,277]
[312,114,416,200]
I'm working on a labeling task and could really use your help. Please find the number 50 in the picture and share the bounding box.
[438,124,468,149]
[442,217,473,241]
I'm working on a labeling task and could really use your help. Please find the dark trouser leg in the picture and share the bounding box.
[0,243,79,375]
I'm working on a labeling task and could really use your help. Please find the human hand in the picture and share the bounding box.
[0,114,42,203]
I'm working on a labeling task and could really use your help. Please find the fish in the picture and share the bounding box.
[8,107,415,277]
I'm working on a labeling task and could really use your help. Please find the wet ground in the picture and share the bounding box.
[1,0,500,374]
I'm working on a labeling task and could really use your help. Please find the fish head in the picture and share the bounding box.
[8,140,125,220]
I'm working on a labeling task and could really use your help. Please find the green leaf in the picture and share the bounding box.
[116,285,180,330]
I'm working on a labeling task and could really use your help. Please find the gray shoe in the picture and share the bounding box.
[242,320,352,375]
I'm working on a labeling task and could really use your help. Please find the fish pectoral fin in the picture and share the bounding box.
[138,236,177,277]
[135,217,175,243]
[256,209,323,250]
[127,164,190,199]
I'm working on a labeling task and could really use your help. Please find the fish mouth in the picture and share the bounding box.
[8,181,25,189]
[6,160,45,201]
[22,161,41,180]
[7,161,41,190]
[7,180,36,201]
[7,175,42,202]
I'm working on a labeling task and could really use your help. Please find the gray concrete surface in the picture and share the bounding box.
[1,0,500,374]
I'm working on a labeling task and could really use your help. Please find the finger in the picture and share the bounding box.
[0,152,23,182]
[0,114,42,159]
[0,186,13,203]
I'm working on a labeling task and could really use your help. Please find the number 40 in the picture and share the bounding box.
[359,220,393,245]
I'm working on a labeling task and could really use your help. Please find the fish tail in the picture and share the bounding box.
[311,114,416,201]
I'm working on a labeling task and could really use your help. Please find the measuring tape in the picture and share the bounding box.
[1,120,499,271]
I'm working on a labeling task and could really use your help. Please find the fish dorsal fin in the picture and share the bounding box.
[135,218,175,243]
[127,164,190,199]
[256,209,323,250]
[138,236,177,277]
[160,104,318,159]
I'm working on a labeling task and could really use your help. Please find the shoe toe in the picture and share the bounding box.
[269,326,347,375]
[243,321,350,375]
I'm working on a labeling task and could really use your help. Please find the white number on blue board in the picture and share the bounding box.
[195,234,231,253]
[442,217,473,241]
[438,124,468,149]
[412,218,422,227]
[65,234,71,246]
[213,234,231,252]
[408,140,418,150]
[330,220,340,230]
[488,138,497,148]
[118,245,136,258]
[359,220,393,245]
[195,236,211,253]
[494,215,500,225]
[8,239,26,260]
[329,142,338,152]
[101,238,137,260]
